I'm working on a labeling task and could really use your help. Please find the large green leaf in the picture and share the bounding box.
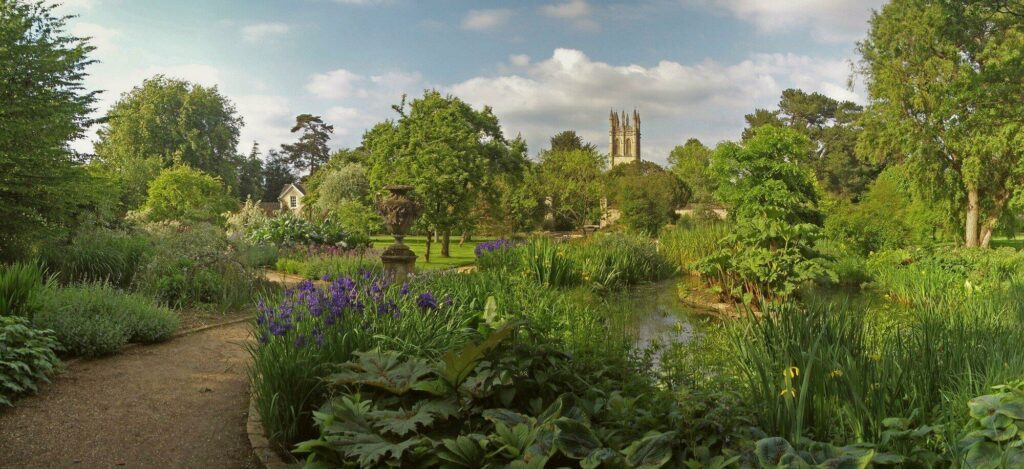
[554,417,602,459]
[964,441,1002,469]
[755,437,799,466]
[440,324,516,388]
[438,436,486,468]
[327,349,434,395]
[581,448,626,469]
[622,431,676,469]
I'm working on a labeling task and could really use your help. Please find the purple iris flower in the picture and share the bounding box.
[417,292,438,310]
[399,283,410,296]
[294,334,306,349]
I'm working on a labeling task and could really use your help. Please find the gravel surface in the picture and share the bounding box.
[0,321,257,468]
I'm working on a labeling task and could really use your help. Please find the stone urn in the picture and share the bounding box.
[376,185,421,281]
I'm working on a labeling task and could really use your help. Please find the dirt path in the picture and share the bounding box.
[0,321,257,468]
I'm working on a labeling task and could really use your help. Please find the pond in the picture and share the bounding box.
[619,278,702,365]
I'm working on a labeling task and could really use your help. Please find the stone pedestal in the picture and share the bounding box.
[381,242,416,283]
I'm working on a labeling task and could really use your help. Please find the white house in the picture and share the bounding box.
[278,183,306,214]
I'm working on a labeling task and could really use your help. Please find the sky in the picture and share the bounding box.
[60,0,887,165]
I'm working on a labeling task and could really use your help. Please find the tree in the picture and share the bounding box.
[94,75,243,209]
[141,165,238,224]
[605,161,690,235]
[858,0,1024,247]
[0,1,98,260]
[237,142,265,202]
[363,91,525,257]
[744,89,879,200]
[281,114,333,173]
[261,149,295,203]
[534,148,606,231]
[549,130,597,153]
[667,139,717,203]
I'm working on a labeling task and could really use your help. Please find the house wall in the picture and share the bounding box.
[279,186,304,214]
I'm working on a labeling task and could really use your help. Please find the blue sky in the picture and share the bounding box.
[62,0,886,164]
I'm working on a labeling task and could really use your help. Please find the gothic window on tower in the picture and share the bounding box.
[625,138,632,157]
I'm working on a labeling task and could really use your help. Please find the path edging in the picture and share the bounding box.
[247,391,297,468]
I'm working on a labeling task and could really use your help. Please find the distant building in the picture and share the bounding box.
[278,183,306,214]
[609,109,641,166]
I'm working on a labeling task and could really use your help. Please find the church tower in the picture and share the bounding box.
[609,109,641,166]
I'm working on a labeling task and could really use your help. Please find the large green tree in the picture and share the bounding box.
[281,114,333,173]
[261,148,295,203]
[605,161,690,234]
[534,147,607,231]
[667,139,717,203]
[94,75,243,209]
[859,0,1024,247]
[363,91,525,257]
[0,1,98,260]
[743,89,879,200]
[141,165,238,224]
[548,130,597,153]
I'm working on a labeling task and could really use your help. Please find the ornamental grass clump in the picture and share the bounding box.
[274,246,382,280]
[248,272,476,449]
[0,260,49,319]
[571,232,677,290]
[473,239,517,271]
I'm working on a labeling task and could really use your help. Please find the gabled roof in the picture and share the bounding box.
[278,182,306,199]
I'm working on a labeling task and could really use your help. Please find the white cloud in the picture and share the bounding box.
[449,48,860,162]
[234,94,295,153]
[682,0,885,42]
[461,9,513,31]
[540,0,598,31]
[307,69,366,99]
[70,22,120,52]
[509,54,531,67]
[241,22,289,43]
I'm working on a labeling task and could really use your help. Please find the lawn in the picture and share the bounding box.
[370,235,494,271]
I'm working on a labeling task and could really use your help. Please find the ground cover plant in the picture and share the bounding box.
[34,283,180,357]
[0,315,61,406]
[274,245,382,280]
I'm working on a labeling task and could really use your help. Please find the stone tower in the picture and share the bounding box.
[609,109,641,166]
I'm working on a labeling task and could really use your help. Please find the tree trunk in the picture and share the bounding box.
[441,231,451,257]
[460,232,471,245]
[979,188,1012,248]
[424,231,432,263]
[965,186,981,247]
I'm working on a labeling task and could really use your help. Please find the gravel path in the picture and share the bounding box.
[0,321,257,468]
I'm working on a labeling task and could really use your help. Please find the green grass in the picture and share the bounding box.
[370,235,494,271]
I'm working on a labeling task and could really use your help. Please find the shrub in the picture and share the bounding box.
[41,226,152,288]
[135,222,271,309]
[572,232,677,289]
[0,260,48,319]
[140,165,238,224]
[0,315,61,406]
[35,283,179,357]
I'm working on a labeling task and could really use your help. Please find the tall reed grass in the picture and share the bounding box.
[659,221,731,271]
[0,261,49,319]
[41,227,152,288]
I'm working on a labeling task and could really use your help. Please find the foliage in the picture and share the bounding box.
[297,335,695,468]
[0,260,49,319]
[866,247,1024,305]
[858,0,1024,247]
[0,315,61,406]
[722,288,1024,456]
[548,130,597,153]
[94,75,244,209]
[605,161,690,235]
[534,148,606,231]
[40,226,153,288]
[698,127,831,304]
[743,89,878,201]
[668,139,717,204]
[248,274,476,447]
[957,380,1024,468]
[35,283,179,357]
[363,91,527,256]
[281,114,334,173]
[477,234,675,291]
[140,165,238,224]
[246,214,350,247]
[274,247,382,280]
[0,0,98,260]
[135,222,271,309]
[237,142,265,202]
[659,220,731,272]
[261,149,296,203]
